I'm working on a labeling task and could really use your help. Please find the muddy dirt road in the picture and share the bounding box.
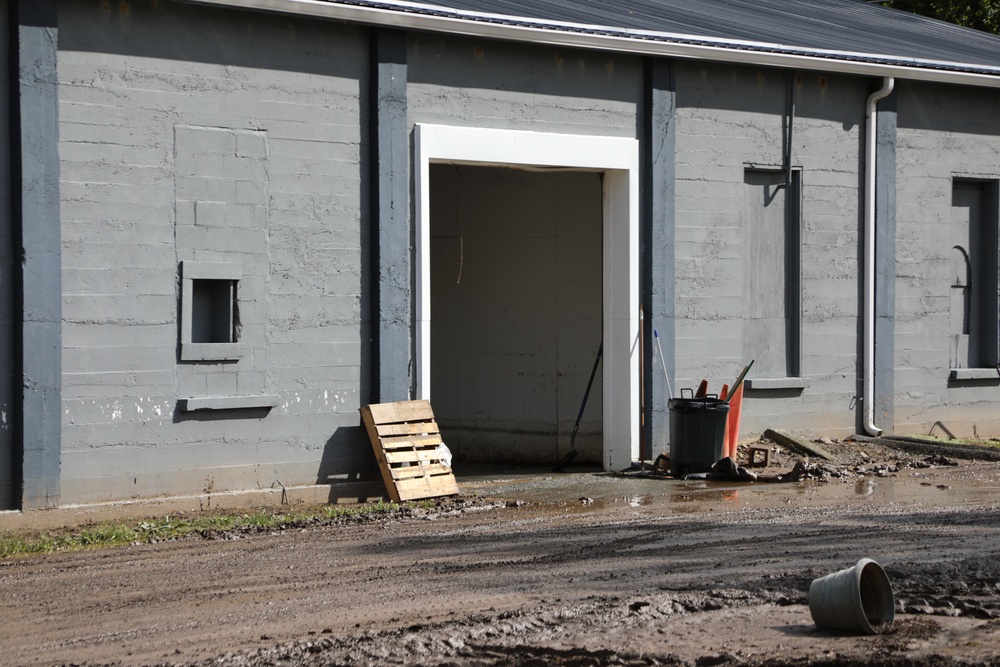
[2,446,999,666]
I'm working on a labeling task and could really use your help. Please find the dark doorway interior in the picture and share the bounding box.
[429,164,603,464]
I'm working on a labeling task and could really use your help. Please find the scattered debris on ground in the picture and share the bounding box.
[623,432,994,484]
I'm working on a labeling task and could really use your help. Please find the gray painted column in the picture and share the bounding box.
[642,58,676,455]
[874,92,897,434]
[11,0,61,509]
[370,28,411,404]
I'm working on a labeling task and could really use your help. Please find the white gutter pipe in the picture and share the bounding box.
[863,76,894,437]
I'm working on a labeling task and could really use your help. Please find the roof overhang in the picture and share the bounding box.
[185,0,1000,89]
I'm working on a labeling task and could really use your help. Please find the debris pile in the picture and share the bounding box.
[915,454,959,467]
[770,459,848,482]
[632,445,967,484]
[678,456,758,482]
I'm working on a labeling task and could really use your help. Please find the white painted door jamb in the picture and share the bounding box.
[414,124,639,471]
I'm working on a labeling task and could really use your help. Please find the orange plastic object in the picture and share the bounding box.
[726,384,744,459]
[695,379,708,398]
[720,383,730,455]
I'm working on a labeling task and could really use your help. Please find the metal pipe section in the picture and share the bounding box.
[785,71,796,188]
[863,77,894,437]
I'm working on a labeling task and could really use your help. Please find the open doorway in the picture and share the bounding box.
[414,124,638,471]
[429,164,603,464]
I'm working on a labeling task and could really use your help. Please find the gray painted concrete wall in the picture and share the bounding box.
[16,0,63,509]
[57,0,370,502]
[895,80,1000,437]
[429,165,603,464]
[674,63,868,438]
[0,0,12,509]
[407,35,641,138]
[643,58,676,459]
[371,29,411,404]
[28,1,1000,506]
[874,92,897,435]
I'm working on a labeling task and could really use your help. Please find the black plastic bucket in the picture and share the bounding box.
[668,396,730,476]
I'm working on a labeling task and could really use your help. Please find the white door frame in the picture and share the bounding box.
[413,124,639,471]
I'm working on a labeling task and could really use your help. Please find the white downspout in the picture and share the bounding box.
[863,77,894,437]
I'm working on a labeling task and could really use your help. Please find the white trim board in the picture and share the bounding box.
[414,124,639,471]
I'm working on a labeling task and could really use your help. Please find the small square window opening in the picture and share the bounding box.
[180,261,243,362]
[191,279,237,344]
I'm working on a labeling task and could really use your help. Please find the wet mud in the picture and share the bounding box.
[1,440,999,667]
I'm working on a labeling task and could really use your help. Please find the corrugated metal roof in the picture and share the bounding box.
[328,0,1000,75]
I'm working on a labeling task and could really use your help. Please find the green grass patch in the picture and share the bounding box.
[904,434,1000,448]
[0,499,425,561]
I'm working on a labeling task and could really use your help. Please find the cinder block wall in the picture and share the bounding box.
[673,63,866,439]
[896,80,1000,438]
[44,1,1000,506]
[407,35,641,138]
[57,1,370,502]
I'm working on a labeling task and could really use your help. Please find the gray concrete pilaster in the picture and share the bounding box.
[370,28,411,403]
[11,0,61,509]
[643,58,676,455]
[874,92,897,434]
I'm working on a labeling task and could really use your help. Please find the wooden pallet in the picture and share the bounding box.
[360,400,459,502]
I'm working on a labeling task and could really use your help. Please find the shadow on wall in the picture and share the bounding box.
[318,426,386,503]
[59,0,367,77]
[172,405,271,423]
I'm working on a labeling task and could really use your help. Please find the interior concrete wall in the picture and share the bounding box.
[895,80,1000,438]
[674,63,867,439]
[0,0,13,510]
[429,165,603,464]
[56,0,370,503]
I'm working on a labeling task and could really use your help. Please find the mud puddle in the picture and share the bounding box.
[463,462,1000,515]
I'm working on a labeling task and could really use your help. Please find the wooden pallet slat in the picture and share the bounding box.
[360,400,459,502]
[390,462,453,480]
[394,474,459,499]
[384,449,447,465]
[375,421,441,437]
[378,434,445,450]
[364,399,435,425]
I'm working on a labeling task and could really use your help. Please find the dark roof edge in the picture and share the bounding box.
[185,0,1000,88]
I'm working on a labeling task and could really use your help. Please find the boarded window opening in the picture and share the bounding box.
[742,168,801,379]
[950,179,1000,370]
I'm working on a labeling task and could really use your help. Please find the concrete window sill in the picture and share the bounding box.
[744,377,809,391]
[180,342,242,362]
[177,395,279,411]
[949,368,1000,382]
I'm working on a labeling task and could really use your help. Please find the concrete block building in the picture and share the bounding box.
[4,0,1000,511]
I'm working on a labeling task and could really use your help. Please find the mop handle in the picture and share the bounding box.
[653,329,674,400]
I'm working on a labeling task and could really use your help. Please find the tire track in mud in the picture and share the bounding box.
[404,505,996,609]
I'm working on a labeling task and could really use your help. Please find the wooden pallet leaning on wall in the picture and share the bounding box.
[360,399,459,502]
